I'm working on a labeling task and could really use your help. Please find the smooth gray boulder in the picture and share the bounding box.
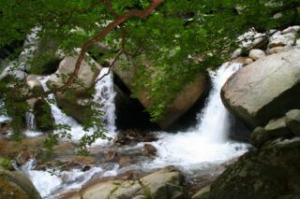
[64,167,185,199]
[222,48,300,127]
[47,56,102,93]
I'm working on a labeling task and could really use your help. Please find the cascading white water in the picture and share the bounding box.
[25,111,36,130]
[195,62,242,143]
[21,159,119,199]
[24,110,44,137]
[93,68,117,133]
[0,27,40,80]
[37,68,117,142]
[0,100,10,123]
[24,62,249,198]
[148,62,248,170]
[22,70,119,198]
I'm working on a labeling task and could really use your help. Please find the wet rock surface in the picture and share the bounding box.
[207,138,300,199]
[0,169,41,199]
[62,167,185,199]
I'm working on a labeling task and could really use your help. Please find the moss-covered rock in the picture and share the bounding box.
[33,99,55,131]
[0,157,13,170]
[207,138,300,199]
[0,169,41,199]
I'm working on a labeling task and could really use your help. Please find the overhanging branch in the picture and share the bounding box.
[61,0,164,91]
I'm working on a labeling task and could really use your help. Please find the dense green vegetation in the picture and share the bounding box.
[0,0,299,144]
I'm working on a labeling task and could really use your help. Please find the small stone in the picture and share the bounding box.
[143,143,157,157]
[249,49,266,60]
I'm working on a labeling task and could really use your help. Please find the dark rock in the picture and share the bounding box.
[286,109,300,136]
[113,75,159,131]
[208,138,300,199]
[192,185,210,199]
[27,35,61,75]
[33,99,55,131]
[113,60,208,129]
[143,144,157,157]
[251,117,293,147]
[0,169,41,199]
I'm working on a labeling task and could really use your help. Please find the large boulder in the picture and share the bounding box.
[64,167,185,199]
[47,56,102,124]
[0,169,41,199]
[47,56,102,93]
[207,138,300,199]
[222,48,300,128]
[114,64,208,129]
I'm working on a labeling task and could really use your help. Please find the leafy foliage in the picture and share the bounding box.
[0,0,299,143]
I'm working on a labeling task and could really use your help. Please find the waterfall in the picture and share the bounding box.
[37,67,117,142]
[25,111,36,130]
[0,27,40,80]
[0,100,10,123]
[24,63,249,198]
[21,159,115,199]
[38,76,88,141]
[195,62,242,143]
[149,62,248,170]
[93,68,117,133]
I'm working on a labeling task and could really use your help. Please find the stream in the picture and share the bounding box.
[14,61,249,198]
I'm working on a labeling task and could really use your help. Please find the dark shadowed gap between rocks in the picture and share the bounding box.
[114,71,251,142]
[113,72,160,131]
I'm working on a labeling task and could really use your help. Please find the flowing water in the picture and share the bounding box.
[0,100,10,123]
[0,27,40,80]
[35,68,117,143]
[25,111,36,130]
[93,67,117,134]
[147,62,248,171]
[21,62,248,198]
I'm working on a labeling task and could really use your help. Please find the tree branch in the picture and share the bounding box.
[60,0,164,91]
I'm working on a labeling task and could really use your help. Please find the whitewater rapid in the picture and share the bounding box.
[22,62,249,198]
[147,62,248,171]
